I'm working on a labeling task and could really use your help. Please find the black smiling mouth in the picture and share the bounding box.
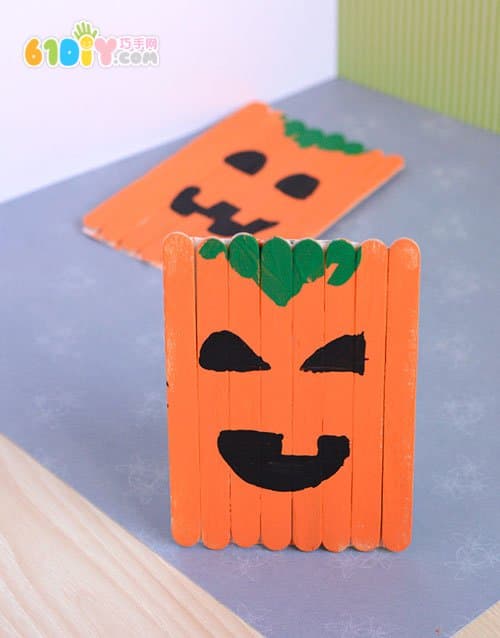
[171,186,278,237]
[217,430,350,492]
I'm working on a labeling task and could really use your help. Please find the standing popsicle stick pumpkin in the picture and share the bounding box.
[163,232,420,551]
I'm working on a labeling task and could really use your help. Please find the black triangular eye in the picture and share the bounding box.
[199,330,270,372]
[275,173,318,199]
[301,333,366,374]
[224,151,267,175]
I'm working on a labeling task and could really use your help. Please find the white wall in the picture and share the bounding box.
[1,0,337,203]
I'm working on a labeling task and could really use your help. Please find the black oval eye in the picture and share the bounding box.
[224,151,267,175]
[199,330,270,372]
[301,333,366,375]
[275,173,318,199]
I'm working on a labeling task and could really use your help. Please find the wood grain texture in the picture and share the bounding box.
[453,601,500,638]
[0,435,261,638]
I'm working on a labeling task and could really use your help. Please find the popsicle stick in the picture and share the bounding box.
[351,239,388,551]
[260,238,293,550]
[0,435,261,637]
[163,233,200,546]
[196,238,230,549]
[322,239,357,551]
[227,234,262,547]
[382,238,420,551]
[291,239,324,551]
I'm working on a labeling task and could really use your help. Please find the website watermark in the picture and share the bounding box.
[23,21,159,68]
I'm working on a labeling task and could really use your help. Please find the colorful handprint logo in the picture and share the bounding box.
[23,20,160,68]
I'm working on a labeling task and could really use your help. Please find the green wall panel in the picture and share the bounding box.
[339,0,499,133]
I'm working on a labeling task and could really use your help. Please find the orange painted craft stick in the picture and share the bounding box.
[291,240,325,551]
[163,232,200,546]
[351,240,388,551]
[382,238,420,551]
[196,238,231,549]
[227,235,262,547]
[322,240,357,551]
[259,238,293,550]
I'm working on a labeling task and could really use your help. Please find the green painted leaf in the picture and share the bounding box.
[228,234,259,283]
[282,116,367,154]
[293,239,324,296]
[284,119,306,137]
[323,134,345,150]
[261,238,293,307]
[199,236,361,306]
[199,238,227,259]
[326,240,362,285]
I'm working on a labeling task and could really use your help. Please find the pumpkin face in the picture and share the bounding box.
[163,232,420,552]
[84,103,403,266]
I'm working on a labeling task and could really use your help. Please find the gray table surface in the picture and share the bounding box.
[1,78,499,637]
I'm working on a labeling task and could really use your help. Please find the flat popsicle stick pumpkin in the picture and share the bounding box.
[163,232,420,551]
[85,103,403,267]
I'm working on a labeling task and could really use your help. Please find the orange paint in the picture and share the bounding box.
[84,103,403,266]
[195,239,230,549]
[382,239,420,551]
[291,242,324,551]
[163,233,200,546]
[351,240,388,551]
[322,245,356,552]
[227,239,262,547]
[162,233,419,552]
[84,103,272,246]
[259,240,293,550]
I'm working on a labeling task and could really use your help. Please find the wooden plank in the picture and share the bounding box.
[453,601,500,638]
[351,239,388,551]
[196,238,231,549]
[259,238,293,550]
[322,240,357,551]
[0,435,261,638]
[227,234,262,547]
[291,239,325,551]
[163,232,200,546]
[381,238,420,551]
